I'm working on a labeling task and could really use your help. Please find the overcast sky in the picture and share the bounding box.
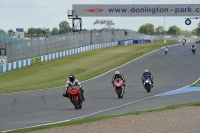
[0,0,200,33]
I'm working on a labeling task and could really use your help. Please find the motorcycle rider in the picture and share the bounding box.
[191,44,196,50]
[141,69,154,87]
[182,39,186,45]
[63,74,85,101]
[164,46,169,51]
[111,71,126,93]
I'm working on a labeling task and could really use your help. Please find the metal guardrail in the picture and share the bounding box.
[1,29,197,63]
[0,29,152,63]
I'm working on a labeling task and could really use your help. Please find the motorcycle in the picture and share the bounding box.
[143,77,152,92]
[164,48,168,55]
[67,85,83,109]
[182,39,186,45]
[113,78,124,99]
[191,47,196,54]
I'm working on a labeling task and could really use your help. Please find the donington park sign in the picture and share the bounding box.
[73,4,200,25]
[73,4,200,16]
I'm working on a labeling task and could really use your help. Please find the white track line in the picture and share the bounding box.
[3,76,199,133]
[1,43,181,95]
[0,121,55,124]
[111,106,167,116]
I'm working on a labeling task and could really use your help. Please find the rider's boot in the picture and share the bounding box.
[124,87,126,93]
[63,93,66,97]
[81,93,85,101]
[63,92,69,98]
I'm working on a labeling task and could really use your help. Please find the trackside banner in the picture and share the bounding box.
[73,4,200,17]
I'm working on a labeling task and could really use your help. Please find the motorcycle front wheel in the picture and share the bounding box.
[116,88,123,99]
[145,84,151,92]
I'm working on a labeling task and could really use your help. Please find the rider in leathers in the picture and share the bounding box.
[182,39,186,45]
[141,69,154,87]
[111,71,126,93]
[164,46,168,52]
[191,45,196,50]
[63,74,85,101]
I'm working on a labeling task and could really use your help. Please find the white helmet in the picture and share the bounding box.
[115,71,120,75]
[145,69,148,72]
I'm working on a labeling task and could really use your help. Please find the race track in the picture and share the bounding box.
[0,43,200,132]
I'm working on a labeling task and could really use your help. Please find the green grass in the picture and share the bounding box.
[192,79,200,86]
[5,101,200,133]
[0,40,176,94]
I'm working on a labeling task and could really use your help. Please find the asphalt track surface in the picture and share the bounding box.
[0,43,200,132]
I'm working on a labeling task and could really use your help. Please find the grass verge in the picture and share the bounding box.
[192,78,200,86]
[0,40,176,94]
[5,101,200,133]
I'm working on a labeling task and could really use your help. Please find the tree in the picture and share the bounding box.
[196,21,200,35]
[168,25,181,35]
[26,28,49,37]
[44,28,50,36]
[51,27,59,35]
[180,30,191,35]
[101,27,108,30]
[82,28,88,31]
[155,26,164,35]
[138,23,154,35]
[191,29,197,35]
[59,20,71,34]
[7,29,15,36]
[0,29,6,34]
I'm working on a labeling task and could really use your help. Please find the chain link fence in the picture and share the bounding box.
[0,29,161,63]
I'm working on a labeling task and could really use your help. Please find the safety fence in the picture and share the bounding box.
[0,38,153,74]
[0,29,153,63]
[0,42,118,73]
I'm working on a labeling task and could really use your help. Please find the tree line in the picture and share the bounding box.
[138,22,200,35]
[0,20,73,37]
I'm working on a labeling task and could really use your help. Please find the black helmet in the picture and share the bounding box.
[69,74,75,83]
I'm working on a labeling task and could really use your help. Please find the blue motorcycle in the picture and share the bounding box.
[143,77,152,92]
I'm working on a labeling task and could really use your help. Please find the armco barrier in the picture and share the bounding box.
[118,40,134,45]
[0,42,117,73]
[133,39,151,44]
[119,39,151,45]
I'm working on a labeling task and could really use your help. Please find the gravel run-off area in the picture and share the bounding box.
[30,106,200,133]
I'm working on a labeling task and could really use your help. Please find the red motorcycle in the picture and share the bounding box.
[113,78,124,98]
[67,85,83,109]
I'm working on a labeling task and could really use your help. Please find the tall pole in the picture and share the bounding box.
[164,17,165,36]
[38,32,39,56]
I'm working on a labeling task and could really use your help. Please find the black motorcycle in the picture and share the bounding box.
[191,47,196,54]
[182,39,186,45]
[165,48,168,55]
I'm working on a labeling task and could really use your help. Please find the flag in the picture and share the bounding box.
[93,19,98,25]
[106,20,111,26]
[104,20,107,24]
[97,19,100,24]
[106,20,110,26]
[100,19,103,25]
